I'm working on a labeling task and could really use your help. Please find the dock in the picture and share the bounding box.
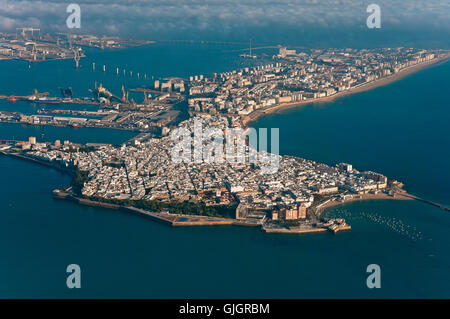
[0,94,101,106]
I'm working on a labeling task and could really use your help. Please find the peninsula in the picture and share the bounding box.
[1,45,448,235]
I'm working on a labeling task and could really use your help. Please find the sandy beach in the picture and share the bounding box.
[242,54,450,127]
[317,192,413,213]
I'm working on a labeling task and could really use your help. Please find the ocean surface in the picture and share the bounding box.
[0,43,449,298]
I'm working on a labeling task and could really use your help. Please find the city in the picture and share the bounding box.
[0,112,414,234]
[1,45,448,235]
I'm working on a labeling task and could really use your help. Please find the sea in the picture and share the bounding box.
[0,42,449,298]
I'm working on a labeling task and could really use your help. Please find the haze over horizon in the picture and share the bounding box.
[0,0,449,48]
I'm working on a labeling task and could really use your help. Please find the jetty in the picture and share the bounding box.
[402,193,450,212]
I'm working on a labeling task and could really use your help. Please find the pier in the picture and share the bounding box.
[402,194,450,212]
[0,94,101,106]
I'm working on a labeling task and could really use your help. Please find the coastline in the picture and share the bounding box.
[53,190,351,234]
[317,192,413,213]
[315,191,450,219]
[242,54,450,127]
[3,147,448,237]
[2,50,449,236]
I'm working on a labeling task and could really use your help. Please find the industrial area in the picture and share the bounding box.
[0,29,151,62]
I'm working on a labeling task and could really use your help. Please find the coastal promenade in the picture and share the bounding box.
[263,225,351,235]
[54,190,350,234]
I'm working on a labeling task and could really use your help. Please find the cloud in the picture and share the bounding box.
[0,0,448,42]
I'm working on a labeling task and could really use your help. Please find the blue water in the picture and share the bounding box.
[0,123,135,145]
[0,43,449,298]
[0,43,261,99]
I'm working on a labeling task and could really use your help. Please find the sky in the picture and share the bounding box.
[0,0,449,47]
